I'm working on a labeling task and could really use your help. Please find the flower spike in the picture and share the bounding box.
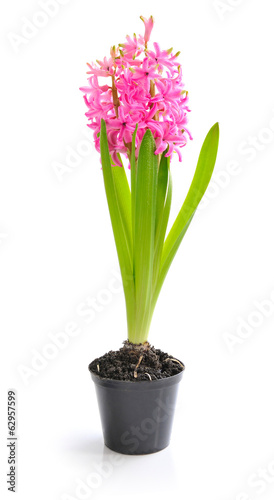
[80,15,192,166]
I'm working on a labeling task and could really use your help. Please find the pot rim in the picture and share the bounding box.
[89,367,184,391]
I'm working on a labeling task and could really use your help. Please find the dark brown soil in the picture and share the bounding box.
[88,341,185,381]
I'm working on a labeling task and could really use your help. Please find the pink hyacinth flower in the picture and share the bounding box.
[80,15,192,166]
[140,15,154,44]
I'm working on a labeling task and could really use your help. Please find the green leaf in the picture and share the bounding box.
[100,119,135,333]
[155,153,169,234]
[111,161,132,256]
[133,129,158,343]
[130,125,138,277]
[153,153,172,289]
[153,122,220,306]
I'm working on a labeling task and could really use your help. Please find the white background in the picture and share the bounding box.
[1,0,274,499]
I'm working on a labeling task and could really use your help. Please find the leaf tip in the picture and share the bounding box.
[213,121,220,137]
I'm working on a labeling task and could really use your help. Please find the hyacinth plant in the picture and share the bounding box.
[80,16,219,345]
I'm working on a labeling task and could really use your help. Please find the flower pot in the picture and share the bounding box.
[89,368,184,455]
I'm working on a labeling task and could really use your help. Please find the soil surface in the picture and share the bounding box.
[88,341,185,381]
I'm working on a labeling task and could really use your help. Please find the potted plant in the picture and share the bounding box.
[80,15,219,455]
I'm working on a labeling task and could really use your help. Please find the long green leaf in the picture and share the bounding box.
[130,125,138,278]
[133,129,158,343]
[100,119,135,333]
[153,154,172,289]
[112,163,132,256]
[155,153,169,235]
[153,122,219,306]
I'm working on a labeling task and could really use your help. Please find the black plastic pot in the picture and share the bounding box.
[89,369,184,455]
